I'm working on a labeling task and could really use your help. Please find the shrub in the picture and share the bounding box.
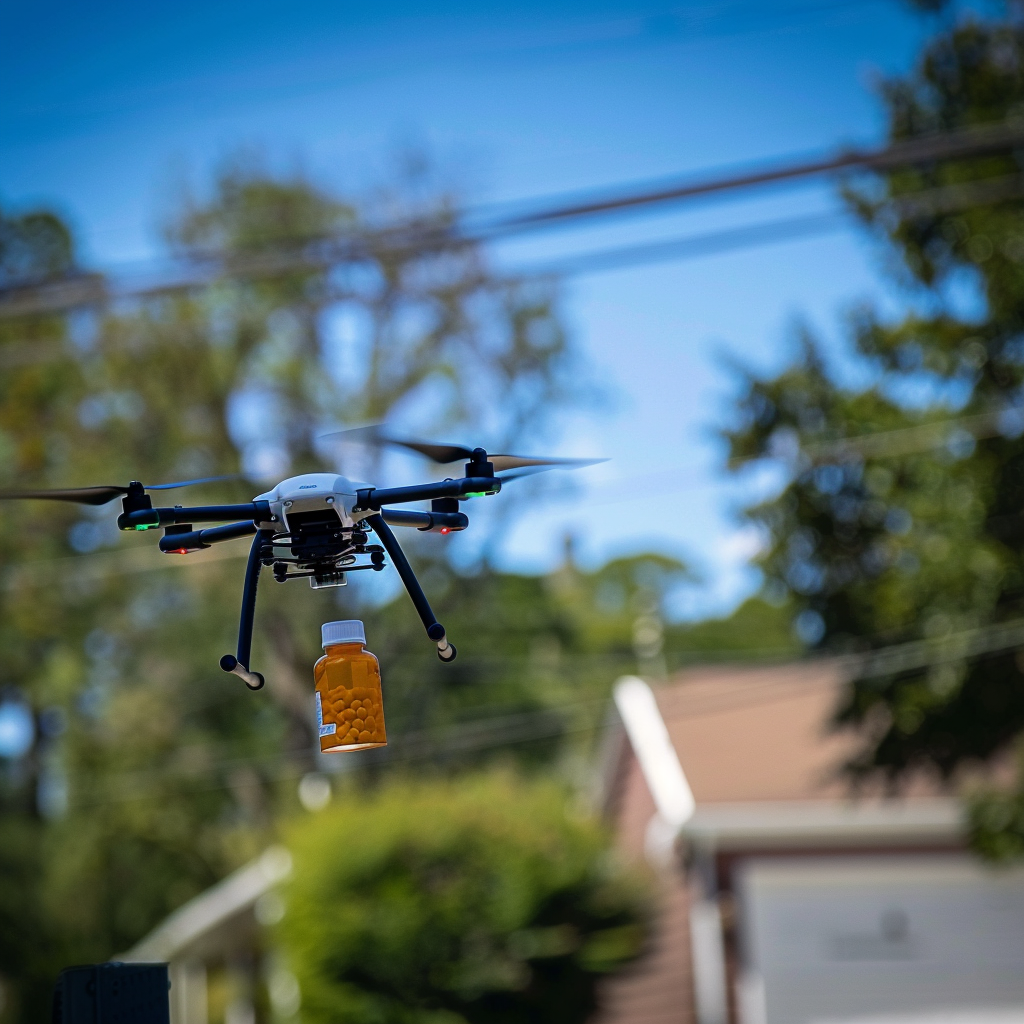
[279,772,650,1024]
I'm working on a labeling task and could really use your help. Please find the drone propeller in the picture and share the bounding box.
[322,425,607,474]
[0,475,238,507]
[439,464,572,499]
[496,465,570,482]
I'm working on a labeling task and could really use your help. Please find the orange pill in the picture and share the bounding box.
[358,730,371,743]
[342,708,355,722]
[364,716,376,731]
[356,707,368,720]
[350,699,362,711]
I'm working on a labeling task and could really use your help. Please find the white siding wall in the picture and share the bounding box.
[735,854,1024,1024]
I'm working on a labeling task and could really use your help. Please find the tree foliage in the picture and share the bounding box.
[0,159,720,1019]
[724,6,1024,813]
[0,161,591,1019]
[279,773,650,1024]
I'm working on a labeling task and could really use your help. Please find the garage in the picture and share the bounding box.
[736,854,1024,1024]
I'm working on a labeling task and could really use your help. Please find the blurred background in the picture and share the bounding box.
[5,1,1024,1022]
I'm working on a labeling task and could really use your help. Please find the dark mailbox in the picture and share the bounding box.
[52,962,170,1024]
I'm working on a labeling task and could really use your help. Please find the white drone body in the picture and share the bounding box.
[0,431,603,690]
[254,473,374,531]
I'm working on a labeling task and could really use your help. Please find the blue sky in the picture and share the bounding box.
[1,0,943,617]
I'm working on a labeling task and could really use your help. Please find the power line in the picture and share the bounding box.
[477,121,1024,235]
[515,171,1024,277]
[794,407,1016,465]
[1,535,249,592]
[65,703,609,809]
[58,614,1024,808]
[4,123,1024,318]
[845,617,1024,680]
[522,211,842,277]
[501,401,1024,514]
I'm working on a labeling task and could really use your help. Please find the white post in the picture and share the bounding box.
[169,958,208,1024]
[689,899,729,1024]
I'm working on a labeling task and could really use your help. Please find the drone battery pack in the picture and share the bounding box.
[51,962,170,1024]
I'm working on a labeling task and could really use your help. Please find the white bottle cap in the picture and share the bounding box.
[322,620,366,648]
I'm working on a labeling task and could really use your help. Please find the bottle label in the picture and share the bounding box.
[315,691,336,737]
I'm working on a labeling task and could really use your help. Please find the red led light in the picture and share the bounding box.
[440,528,450,535]
[174,548,189,554]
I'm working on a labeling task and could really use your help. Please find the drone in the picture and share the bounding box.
[0,429,603,690]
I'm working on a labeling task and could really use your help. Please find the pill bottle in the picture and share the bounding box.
[313,620,387,753]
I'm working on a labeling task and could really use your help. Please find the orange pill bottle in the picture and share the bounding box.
[313,620,387,753]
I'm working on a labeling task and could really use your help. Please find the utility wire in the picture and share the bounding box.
[523,211,843,277]
[4,123,1024,318]
[843,618,1024,681]
[515,171,1024,278]
[477,121,1024,234]
[62,613,1024,808]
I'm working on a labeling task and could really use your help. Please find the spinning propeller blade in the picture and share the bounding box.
[497,466,567,482]
[0,485,131,506]
[324,425,472,465]
[321,425,607,474]
[0,475,238,506]
[147,475,240,491]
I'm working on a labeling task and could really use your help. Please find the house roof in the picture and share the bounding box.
[610,662,965,854]
[120,846,292,963]
[650,659,943,805]
[596,662,969,1024]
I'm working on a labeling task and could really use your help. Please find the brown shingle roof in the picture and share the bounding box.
[651,660,943,804]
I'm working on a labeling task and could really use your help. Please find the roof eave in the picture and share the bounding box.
[680,798,964,853]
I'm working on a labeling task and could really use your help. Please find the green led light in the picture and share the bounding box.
[134,524,153,531]
[465,492,485,498]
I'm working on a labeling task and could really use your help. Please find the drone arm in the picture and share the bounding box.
[159,520,257,553]
[357,476,499,510]
[380,508,469,532]
[119,501,273,531]
[366,513,456,662]
[219,529,272,690]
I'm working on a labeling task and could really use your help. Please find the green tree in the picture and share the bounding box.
[723,4,1024,841]
[670,595,800,663]
[0,205,85,1020]
[0,156,776,1023]
[0,158,586,1019]
[279,773,650,1024]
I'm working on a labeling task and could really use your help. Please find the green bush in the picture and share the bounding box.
[279,773,651,1024]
